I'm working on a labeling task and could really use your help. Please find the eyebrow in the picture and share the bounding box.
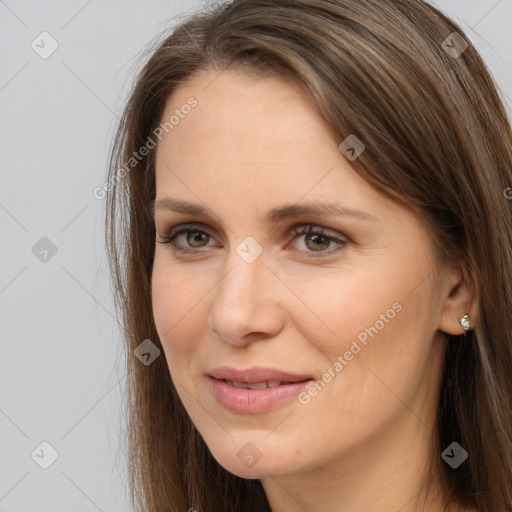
[151,197,376,223]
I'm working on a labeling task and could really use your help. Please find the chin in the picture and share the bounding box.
[203,436,301,480]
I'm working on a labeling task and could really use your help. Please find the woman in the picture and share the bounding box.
[104,0,512,510]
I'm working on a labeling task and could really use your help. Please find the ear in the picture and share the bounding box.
[438,259,478,335]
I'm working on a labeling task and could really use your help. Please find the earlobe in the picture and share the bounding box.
[437,261,478,336]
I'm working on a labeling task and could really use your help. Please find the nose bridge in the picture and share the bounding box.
[216,239,267,312]
[207,238,283,343]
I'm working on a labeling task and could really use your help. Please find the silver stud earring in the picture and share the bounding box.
[459,314,473,331]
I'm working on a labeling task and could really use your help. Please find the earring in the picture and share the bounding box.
[459,314,473,331]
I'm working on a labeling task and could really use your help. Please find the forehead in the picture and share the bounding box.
[162,69,335,151]
[155,69,350,185]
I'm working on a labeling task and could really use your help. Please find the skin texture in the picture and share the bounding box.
[151,69,478,512]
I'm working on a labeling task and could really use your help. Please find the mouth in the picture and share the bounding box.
[207,368,315,414]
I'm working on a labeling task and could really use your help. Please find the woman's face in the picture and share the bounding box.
[151,69,457,481]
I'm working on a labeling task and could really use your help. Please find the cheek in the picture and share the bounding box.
[286,266,400,355]
[288,261,429,403]
[151,257,207,359]
[305,267,434,416]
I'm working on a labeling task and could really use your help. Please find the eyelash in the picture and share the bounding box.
[156,223,348,258]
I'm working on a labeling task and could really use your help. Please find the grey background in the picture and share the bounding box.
[0,1,510,510]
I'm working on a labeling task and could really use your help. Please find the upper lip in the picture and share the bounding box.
[208,366,313,384]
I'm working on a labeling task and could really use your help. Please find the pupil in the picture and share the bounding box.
[306,233,329,251]
[187,231,208,247]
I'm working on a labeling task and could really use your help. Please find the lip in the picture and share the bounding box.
[208,366,314,414]
[208,366,313,384]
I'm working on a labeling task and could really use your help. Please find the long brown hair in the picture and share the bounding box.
[104,1,512,510]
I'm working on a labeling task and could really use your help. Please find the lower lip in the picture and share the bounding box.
[209,377,314,414]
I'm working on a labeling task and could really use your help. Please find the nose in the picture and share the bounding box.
[207,244,285,347]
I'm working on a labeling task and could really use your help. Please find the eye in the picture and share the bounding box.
[287,224,348,257]
[156,223,215,254]
[156,222,348,257]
